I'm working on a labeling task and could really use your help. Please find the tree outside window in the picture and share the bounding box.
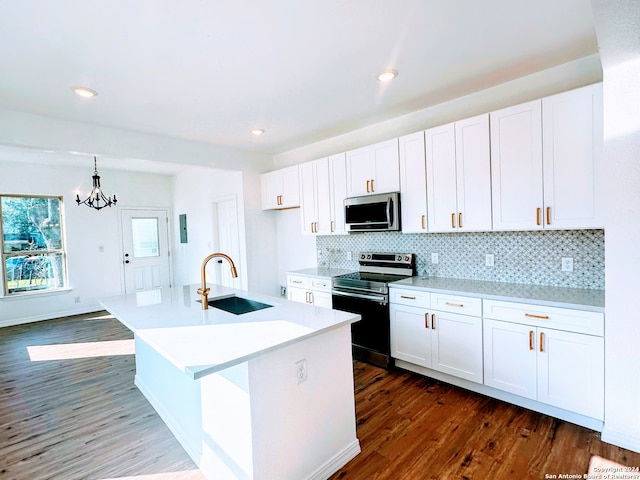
[1,195,67,295]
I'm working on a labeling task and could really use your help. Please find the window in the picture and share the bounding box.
[1,195,67,295]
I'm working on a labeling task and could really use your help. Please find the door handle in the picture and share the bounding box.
[425,312,429,329]
[431,313,436,329]
[366,180,370,193]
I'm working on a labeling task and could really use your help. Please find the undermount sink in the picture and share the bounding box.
[204,295,273,315]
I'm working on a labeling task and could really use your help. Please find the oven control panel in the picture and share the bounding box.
[359,252,413,265]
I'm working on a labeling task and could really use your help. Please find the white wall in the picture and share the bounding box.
[592,0,640,453]
[271,55,603,278]
[0,159,173,327]
[172,166,248,290]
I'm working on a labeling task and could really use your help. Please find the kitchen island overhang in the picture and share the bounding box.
[99,284,361,480]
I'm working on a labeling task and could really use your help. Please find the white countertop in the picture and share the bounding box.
[390,277,604,312]
[99,284,360,379]
[288,267,357,278]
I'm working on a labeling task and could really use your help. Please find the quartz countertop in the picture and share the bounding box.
[390,277,604,312]
[288,267,357,278]
[99,284,360,379]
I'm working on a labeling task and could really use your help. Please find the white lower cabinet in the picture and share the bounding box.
[390,289,483,384]
[483,301,604,420]
[286,274,332,308]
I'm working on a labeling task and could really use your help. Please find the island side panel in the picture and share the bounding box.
[134,336,204,462]
[247,324,361,480]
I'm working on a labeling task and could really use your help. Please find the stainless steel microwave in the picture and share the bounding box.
[344,192,400,232]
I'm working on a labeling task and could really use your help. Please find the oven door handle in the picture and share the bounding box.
[332,289,388,304]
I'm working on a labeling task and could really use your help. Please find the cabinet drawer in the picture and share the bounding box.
[483,300,603,336]
[431,292,482,317]
[390,288,431,309]
[287,275,310,289]
[310,277,332,292]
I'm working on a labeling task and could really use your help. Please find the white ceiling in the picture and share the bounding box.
[0,0,598,162]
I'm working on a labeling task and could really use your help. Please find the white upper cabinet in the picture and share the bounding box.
[329,153,348,235]
[399,132,428,232]
[299,153,347,235]
[490,100,544,230]
[261,165,300,210]
[426,114,492,232]
[346,138,400,197]
[490,83,603,231]
[542,83,603,229]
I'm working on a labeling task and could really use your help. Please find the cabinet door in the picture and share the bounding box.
[537,328,604,419]
[346,146,373,196]
[312,291,333,309]
[490,100,543,230]
[483,319,537,399]
[390,304,432,368]
[399,131,428,232]
[260,170,282,210]
[287,286,309,304]
[279,165,300,208]
[455,114,492,231]
[542,83,603,229]
[371,138,400,194]
[329,153,347,234]
[431,311,483,383]
[426,123,458,232]
[314,158,333,234]
[299,161,317,234]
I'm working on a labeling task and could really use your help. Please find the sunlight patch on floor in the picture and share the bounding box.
[27,339,135,361]
[588,455,628,473]
[98,470,206,480]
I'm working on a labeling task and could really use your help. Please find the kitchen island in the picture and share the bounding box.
[99,284,361,480]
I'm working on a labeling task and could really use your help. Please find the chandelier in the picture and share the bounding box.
[76,156,117,210]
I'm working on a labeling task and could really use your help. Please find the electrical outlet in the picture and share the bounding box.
[295,359,307,384]
[346,251,352,261]
[280,286,286,296]
[317,249,322,259]
[561,257,574,272]
[74,296,81,304]
[485,254,495,267]
[431,253,439,264]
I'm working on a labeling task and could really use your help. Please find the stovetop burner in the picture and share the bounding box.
[332,252,416,294]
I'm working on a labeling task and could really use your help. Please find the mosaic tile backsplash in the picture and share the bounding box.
[316,230,604,290]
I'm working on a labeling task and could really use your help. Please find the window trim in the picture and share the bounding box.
[0,194,69,297]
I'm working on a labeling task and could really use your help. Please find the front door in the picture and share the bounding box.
[121,208,171,293]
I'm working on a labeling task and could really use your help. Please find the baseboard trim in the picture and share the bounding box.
[0,307,105,329]
[307,439,361,480]
[601,428,640,453]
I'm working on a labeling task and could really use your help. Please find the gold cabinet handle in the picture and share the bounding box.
[458,212,462,229]
[309,292,314,304]
[539,332,544,352]
[529,331,534,350]
[546,206,551,225]
[400,295,416,299]
[525,313,549,320]
[421,214,425,230]
[451,213,455,229]
[330,220,334,232]
[366,179,370,193]
[431,313,436,329]
[536,207,541,226]
[445,302,464,307]
[371,179,374,192]
[292,280,303,284]
[425,312,429,329]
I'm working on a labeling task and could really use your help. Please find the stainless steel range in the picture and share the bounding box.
[332,252,416,368]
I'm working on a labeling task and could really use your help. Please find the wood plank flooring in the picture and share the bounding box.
[2,312,640,479]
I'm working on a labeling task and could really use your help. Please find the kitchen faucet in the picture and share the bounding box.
[197,253,238,310]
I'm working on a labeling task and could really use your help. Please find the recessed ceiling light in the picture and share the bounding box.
[251,129,265,136]
[72,87,98,98]
[377,70,398,82]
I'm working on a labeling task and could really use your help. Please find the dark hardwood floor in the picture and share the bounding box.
[2,312,639,479]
